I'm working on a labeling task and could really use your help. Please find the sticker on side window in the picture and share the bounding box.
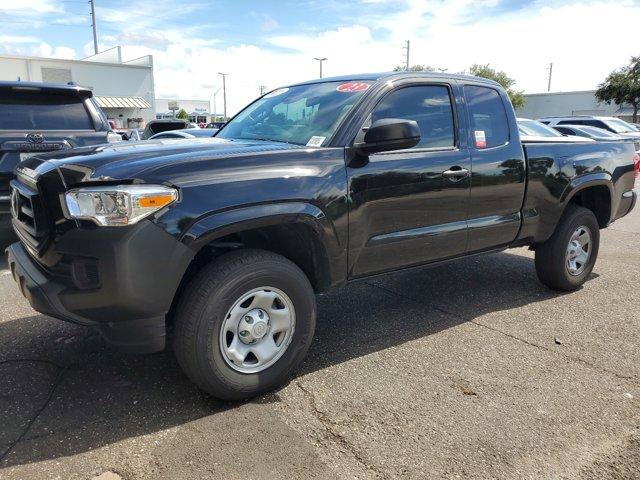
[264,87,289,98]
[474,130,487,148]
[306,136,326,147]
[336,82,370,93]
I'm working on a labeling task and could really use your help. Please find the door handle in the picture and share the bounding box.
[442,167,470,180]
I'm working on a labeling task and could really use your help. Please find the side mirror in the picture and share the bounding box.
[355,118,421,155]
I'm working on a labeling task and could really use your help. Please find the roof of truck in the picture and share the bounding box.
[0,81,93,97]
[291,71,501,87]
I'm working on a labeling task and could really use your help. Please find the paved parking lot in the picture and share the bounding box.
[0,208,638,480]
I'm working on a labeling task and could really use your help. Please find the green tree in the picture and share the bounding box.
[596,56,640,122]
[393,64,442,72]
[176,108,189,120]
[469,64,525,109]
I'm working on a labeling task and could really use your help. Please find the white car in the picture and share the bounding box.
[538,116,640,139]
[517,118,594,143]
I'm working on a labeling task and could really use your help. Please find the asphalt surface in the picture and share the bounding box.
[0,208,638,480]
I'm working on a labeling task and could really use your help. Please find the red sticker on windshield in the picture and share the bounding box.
[336,82,370,93]
[474,130,487,148]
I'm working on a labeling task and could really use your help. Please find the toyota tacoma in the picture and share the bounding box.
[6,73,639,400]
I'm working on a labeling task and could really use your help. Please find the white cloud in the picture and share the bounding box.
[0,35,41,44]
[107,0,638,116]
[32,43,77,59]
[0,0,61,13]
[3,0,639,116]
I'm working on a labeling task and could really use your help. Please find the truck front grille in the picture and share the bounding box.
[10,179,51,255]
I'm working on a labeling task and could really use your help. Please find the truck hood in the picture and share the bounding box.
[22,138,305,185]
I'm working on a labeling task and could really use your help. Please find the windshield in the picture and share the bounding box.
[517,119,563,137]
[0,91,94,130]
[216,81,372,146]
[603,118,637,133]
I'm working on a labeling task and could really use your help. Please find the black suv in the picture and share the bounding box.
[0,81,119,242]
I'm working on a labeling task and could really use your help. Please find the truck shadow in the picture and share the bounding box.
[0,250,571,468]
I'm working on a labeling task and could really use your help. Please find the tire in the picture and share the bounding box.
[535,205,600,291]
[173,249,316,401]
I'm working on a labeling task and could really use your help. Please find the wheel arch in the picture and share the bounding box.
[177,202,344,295]
[560,173,614,228]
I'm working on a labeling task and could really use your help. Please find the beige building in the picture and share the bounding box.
[155,98,217,124]
[516,90,636,123]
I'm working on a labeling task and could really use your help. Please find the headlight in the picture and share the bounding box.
[64,185,178,226]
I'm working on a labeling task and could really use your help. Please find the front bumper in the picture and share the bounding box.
[0,200,16,244]
[5,221,195,353]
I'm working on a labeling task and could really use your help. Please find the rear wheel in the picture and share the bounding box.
[173,249,316,400]
[535,205,600,291]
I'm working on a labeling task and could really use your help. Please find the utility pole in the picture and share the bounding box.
[89,0,98,55]
[259,85,266,96]
[218,72,228,120]
[547,62,553,92]
[314,57,327,78]
[402,40,410,71]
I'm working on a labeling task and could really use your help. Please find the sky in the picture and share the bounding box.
[1,0,639,115]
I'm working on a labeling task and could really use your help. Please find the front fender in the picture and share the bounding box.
[180,201,347,288]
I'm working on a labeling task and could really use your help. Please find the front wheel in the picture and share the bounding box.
[173,249,316,401]
[535,205,600,291]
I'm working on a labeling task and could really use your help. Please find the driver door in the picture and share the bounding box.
[347,82,471,277]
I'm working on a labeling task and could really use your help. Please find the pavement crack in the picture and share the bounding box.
[0,359,75,464]
[366,281,639,386]
[295,380,389,479]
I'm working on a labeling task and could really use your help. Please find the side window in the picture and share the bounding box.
[465,85,509,148]
[586,120,609,131]
[369,85,455,149]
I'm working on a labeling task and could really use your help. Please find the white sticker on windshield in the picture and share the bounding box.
[264,87,289,98]
[306,136,326,147]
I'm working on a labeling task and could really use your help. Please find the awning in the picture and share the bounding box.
[189,111,210,116]
[94,96,151,109]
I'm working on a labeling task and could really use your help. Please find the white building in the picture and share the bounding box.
[155,98,217,125]
[516,90,636,122]
[0,47,155,129]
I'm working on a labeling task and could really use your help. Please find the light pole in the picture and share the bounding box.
[89,0,99,55]
[202,84,221,122]
[218,72,228,121]
[313,57,327,78]
[213,88,221,121]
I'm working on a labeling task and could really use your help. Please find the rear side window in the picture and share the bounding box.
[0,92,94,130]
[465,85,509,148]
[370,85,455,149]
[585,120,609,130]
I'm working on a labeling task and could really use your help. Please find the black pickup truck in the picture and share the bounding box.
[0,81,119,242]
[6,73,639,400]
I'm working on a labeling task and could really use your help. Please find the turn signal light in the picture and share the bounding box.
[138,195,176,208]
